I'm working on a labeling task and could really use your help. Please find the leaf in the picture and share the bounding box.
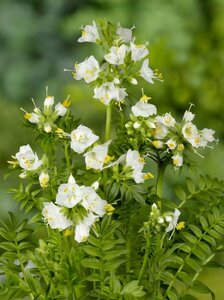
[16,229,33,242]
[83,274,101,282]
[199,216,208,230]
[166,289,179,300]
[175,186,186,202]
[186,257,202,272]
[182,232,198,244]
[104,258,127,271]
[188,225,202,238]
[177,272,192,286]
[82,245,101,257]
[81,258,101,270]
[103,249,127,260]
[186,178,195,193]
[121,281,145,297]
[132,190,145,205]
[191,280,213,295]
[203,235,216,247]
[0,241,16,251]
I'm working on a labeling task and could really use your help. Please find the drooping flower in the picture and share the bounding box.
[93,82,127,105]
[24,112,40,124]
[104,45,127,65]
[156,113,176,127]
[116,25,134,43]
[70,125,99,154]
[44,96,54,108]
[125,149,152,183]
[165,208,181,236]
[131,101,157,118]
[81,186,107,217]
[201,128,215,143]
[42,202,73,231]
[166,139,177,150]
[75,212,98,243]
[140,59,156,84]
[74,56,100,83]
[171,153,183,167]
[84,141,111,170]
[78,21,99,43]
[183,110,195,122]
[130,42,149,61]
[182,122,198,142]
[16,145,42,171]
[55,102,68,117]
[55,175,83,208]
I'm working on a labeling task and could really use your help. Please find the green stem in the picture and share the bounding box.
[156,162,166,199]
[126,212,132,282]
[64,141,71,172]
[103,104,112,189]
[138,230,151,283]
[105,104,112,141]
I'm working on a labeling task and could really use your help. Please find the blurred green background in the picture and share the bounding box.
[0,0,223,298]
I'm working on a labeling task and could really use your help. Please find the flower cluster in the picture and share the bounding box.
[141,203,183,238]
[126,97,217,168]
[69,20,162,107]
[42,175,109,243]
[22,95,70,133]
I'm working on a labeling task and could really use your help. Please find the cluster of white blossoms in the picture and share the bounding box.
[42,175,109,243]
[126,97,217,168]
[69,21,162,107]
[8,144,49,188]
[22,95,71,133]
[148,203,184,238]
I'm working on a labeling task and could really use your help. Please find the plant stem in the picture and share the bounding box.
[103,104,112,189]
[64,141,71,172]
[105,104,112,141]
[138,230,151,283]
[126,211,132,282]
[156,162,166,199]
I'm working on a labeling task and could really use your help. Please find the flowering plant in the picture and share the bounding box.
[1,20,224,300]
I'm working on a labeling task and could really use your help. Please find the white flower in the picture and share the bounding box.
[42,202,72,231]
[131,101,157,118]
[71,125,99,154]
[75,212,98,243]
[183,110,195,122]
[81,186,107,217]
[78,21,99,43]
[56,175,83,208]
[74,56,100,83]
[44,96,54,108]
[166,139,177,150]
[16,145,42,171]
[116,25,133,43]
[104,45,127,65]
[93,82,127,105]
[182,122,198,142]
[166,208,181,235]
[201,128,215,143]
[140,59,156,84]
[172,153,183,167]
[130,78,138,85]
[133,121,141,129]
[39,171,50,188]
[55,102,67,117]
[130,42,149,61]
[84,141,111,170]
[153,123,168,139]
[26,112,40,124]
[125,149,146,183]
[156,113,176,127]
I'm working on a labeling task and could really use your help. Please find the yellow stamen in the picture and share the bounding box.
[144,172,154,180]
[63,98,71,108]
[104,204,115,215]
[104,155,114,164]
[140,94,151,103]
[24,113,31,120]
[176,222,185,230]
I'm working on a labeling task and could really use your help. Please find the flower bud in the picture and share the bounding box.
[133,121,141,129]
[39,171,50,188]
[44,96,54,107]
[130,78,138,85]
[44,123,52,133]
